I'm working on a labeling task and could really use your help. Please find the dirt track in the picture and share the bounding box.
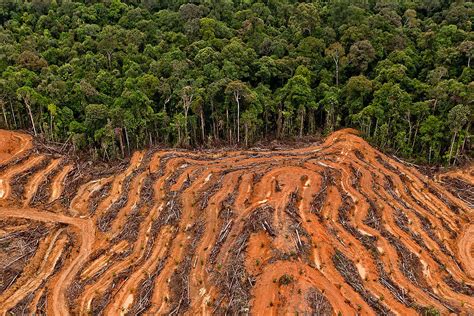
[0,129,473,315]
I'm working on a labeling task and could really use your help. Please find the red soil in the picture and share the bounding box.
[0,128,473,315]
[0,130,32,164]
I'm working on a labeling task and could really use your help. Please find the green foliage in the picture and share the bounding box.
[0,0,471,163]
[423,306,440,316]
[278,274,294,286]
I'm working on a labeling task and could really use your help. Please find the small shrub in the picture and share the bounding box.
[423,306,440,316]
[278,274,294,286]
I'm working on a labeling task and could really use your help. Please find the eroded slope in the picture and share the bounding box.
[0,129,473,315]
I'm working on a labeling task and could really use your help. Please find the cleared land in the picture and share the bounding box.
[0,128,473,315]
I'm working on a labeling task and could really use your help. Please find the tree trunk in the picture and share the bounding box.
[192,120,197,146]
[124,126,131,156]
[234,91,240,143]
[374,119,378,139]
[103,147,110,161]
[448,130,457,165]
[153,121,159,143]
[264,104,268,137]
[1,100,9,129]
[118,129,125,158]
[461,123,470,154]
[39,102,44,135]
[411,124,419,151]
[50,114,54,141]
[24,98,37,136]
[276,105,283,138]
[454,138,461,165]
[333,53,339,87]
[210,99,216,141]
[245,122,248,147]
[177,125,181,145]
[148,128,153,147]
[163,96,170,112]
[428,145,432,164]
[299,109,304,138]
[406,112,412,144]
[9,98,17,129]
[226,106,230,143]
[200,109,205,143]
[184,107,189,146]
[308,108,315,134]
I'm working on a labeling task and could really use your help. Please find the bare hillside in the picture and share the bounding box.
[0,129,473,315]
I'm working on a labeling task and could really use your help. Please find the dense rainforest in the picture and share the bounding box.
[0,0,472,163]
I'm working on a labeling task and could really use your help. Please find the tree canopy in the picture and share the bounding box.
[0,0,472,164]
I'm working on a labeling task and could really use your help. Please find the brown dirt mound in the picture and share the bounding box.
[0,128,473,315]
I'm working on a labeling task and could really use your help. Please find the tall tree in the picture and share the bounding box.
[325,42,345,86]
[280,70,316,137]
[16,87,41,136]
[179,85,194,146]
[225,80,253,144]
[447,104,470,164]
